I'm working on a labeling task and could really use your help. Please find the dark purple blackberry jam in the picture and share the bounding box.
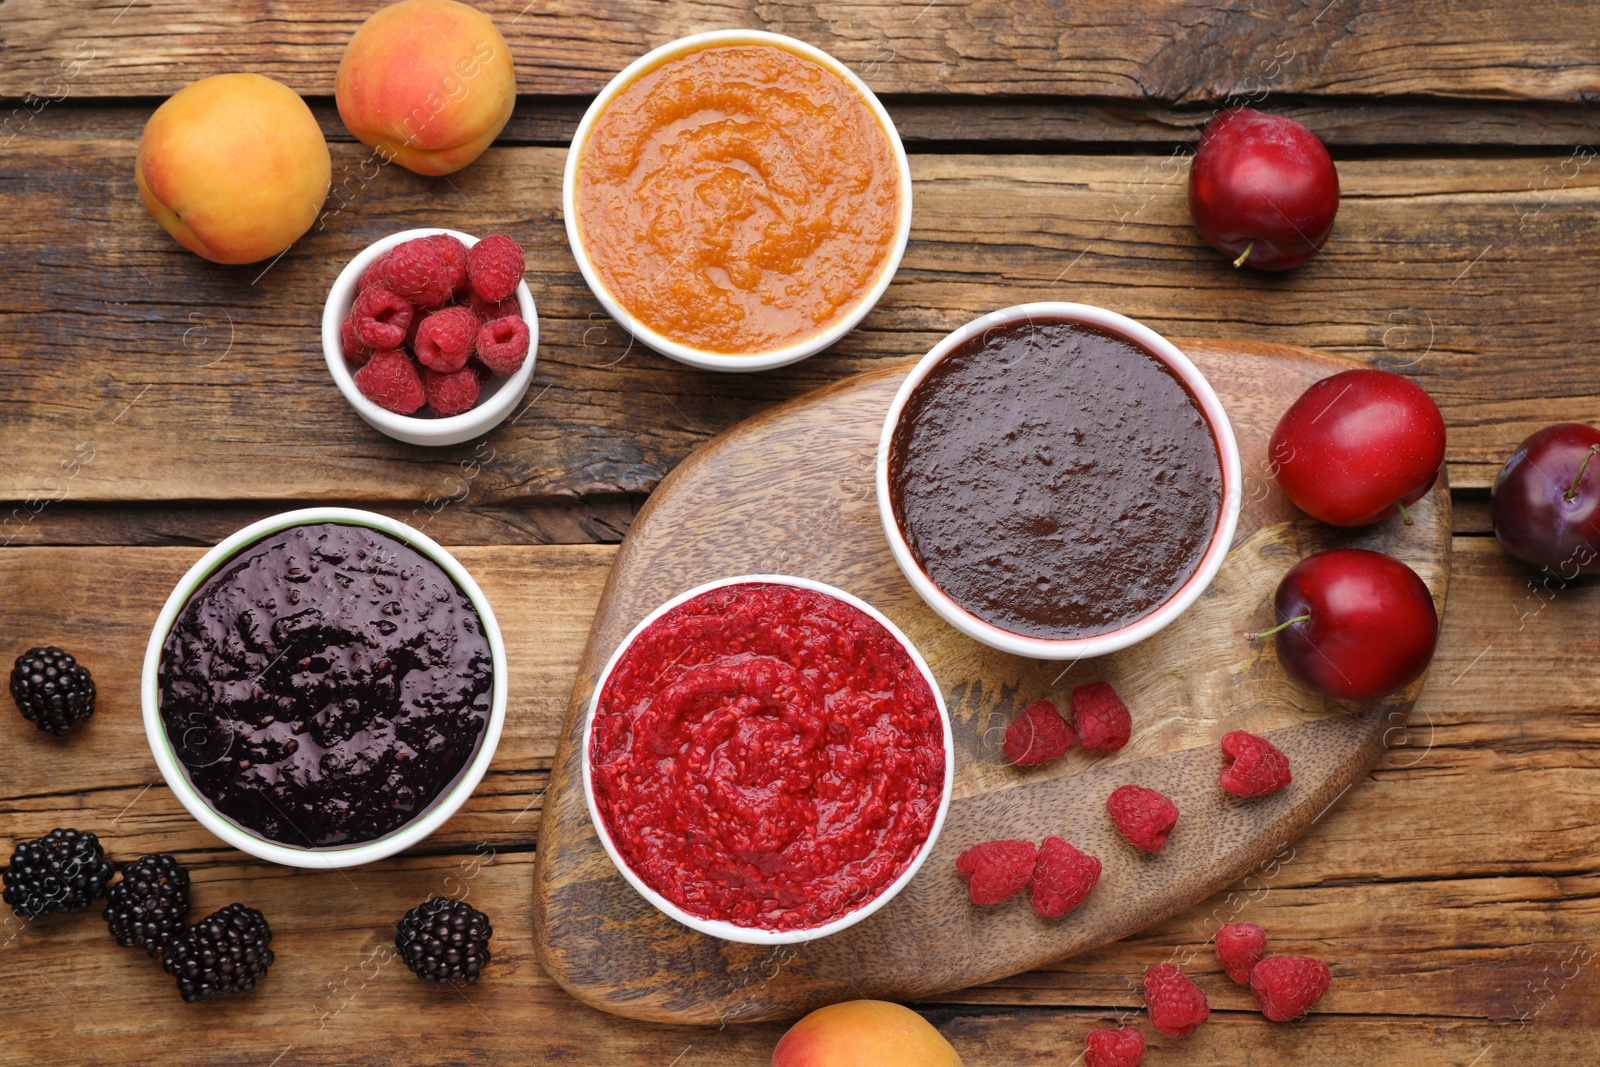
[159,522,492,848]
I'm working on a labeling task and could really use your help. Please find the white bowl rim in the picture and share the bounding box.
[140,506,509,869]
[561,29,915,373]
[581,573,954,945]
[321,227,538,443]
[875,302,1244,661]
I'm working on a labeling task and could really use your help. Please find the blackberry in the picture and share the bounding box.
[163,903,274,1002]
[10,647,96,735]
[103,854,191,957]
[2,828,114,918]
[395,896,492,984]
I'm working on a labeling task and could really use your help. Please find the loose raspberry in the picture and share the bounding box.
[414,306,479,373]
[1220,730,1293,797]
[1250,955,1330,1022]
[467,291,519,323]
[1031,835,1100,918]
[353,350,426,415]
[1003,700,1074,766]
[423,366,482,418]
[1215,922,1267,985]
[1073,681,1132,752]
[1084,1027,1145,1067]
[1143,962,1209,1038]
[476,314,530,376]
[427,233,471,297]
[350,286,413,350]
[1106,784,1179,852]
[378,237,454,309]
[467,233,525,303]
[955,839,1036,906]
[340,312,373,368]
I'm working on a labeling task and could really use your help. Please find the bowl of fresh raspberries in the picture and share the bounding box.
[321,227,538,446]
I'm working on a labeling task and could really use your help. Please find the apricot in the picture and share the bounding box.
[336,0,516,176]
[772,1001,964,1067]
[136,73,331,265]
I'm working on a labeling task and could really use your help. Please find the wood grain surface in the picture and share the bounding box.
[3,0,1599,1062]
[7,536,1600,1064]
[530,340,1452,1024]
[4,139,1598,515]
[3,0,1596,102]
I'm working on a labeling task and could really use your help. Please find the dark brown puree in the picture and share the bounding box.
[888,317,1223,640]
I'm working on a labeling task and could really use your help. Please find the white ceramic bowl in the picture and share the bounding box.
[582,575,953,944]
[877,302,1243,661]
[562,31,914,373]
[141,507,508,869]
[321,228,538,446]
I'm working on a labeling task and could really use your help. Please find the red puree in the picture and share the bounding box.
[589,582,945,931]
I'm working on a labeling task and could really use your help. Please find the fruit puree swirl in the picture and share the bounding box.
[574,43,902,355]
[588,583,945,931]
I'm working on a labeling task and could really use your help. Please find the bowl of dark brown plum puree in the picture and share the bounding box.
[877,303,1242,660]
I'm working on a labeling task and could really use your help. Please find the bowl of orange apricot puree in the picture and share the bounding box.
[563,31,913,372]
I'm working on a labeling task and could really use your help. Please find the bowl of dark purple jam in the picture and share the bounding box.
[876,303,1242,660]
[141,508,507,868]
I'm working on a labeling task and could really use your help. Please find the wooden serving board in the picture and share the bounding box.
[530,339,1451,1025]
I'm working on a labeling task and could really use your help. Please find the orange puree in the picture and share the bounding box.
[575,43,902,355]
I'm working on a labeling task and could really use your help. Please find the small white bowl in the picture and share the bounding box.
[562,31,914,373]
[141,507,508,869]
[876,303,1243,661]
[321,228,537,446]
[582,575,953,944]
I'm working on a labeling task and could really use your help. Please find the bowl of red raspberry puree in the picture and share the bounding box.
[320,227,538,448]
[583,575,953,944]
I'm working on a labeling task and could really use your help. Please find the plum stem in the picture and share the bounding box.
[1246,614,1311,640]
[1232,242,1255,269]
[1396,499,1414,525]
[1565,444,1599,502]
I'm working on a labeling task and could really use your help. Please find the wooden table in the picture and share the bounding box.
[2,3,1597,1063]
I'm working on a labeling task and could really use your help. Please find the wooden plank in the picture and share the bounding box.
[3,531,1599,1034]
[22,97,1600,150]
[2,0,1597,103]
[3,142,1598,509]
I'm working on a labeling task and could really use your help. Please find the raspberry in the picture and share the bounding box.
[476,314,530,376]
[1073,681,1131,752]
[414,306,479,373]
[1084,1027,1145,1067]
[353,350,426,415]
[340,313,373,368]
[1250,955,1330,1022]
[1003,700,1074,766]
[467,233,525,303]
[955,839,1036,906]
[350,286,413,350]
[1031,835,1100,918]
[1215,922,1267,984]
[378,237,454,309]
[357,252,389,293]
[1106,784,1179,852]
[427,233,471,297]
[1143,962,1209,1038]
[1220,730,1293,797]
[467,291,519,323]
[423,367,482,418]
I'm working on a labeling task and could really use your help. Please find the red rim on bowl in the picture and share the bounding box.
[875,302,1243,660]
[581,574,954,945]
